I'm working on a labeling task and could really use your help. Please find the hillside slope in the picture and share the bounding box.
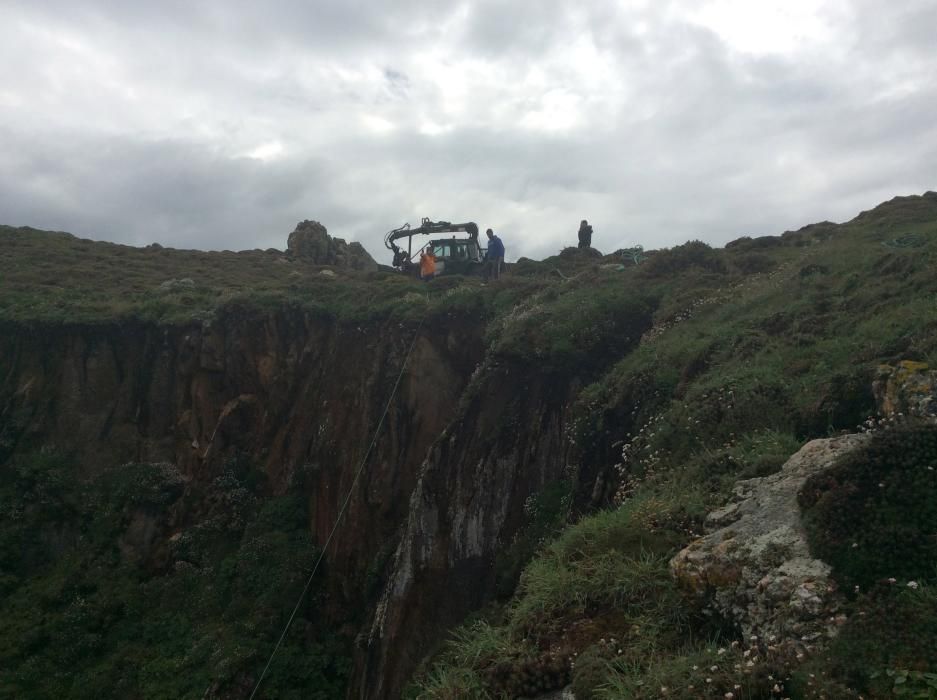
[2,192,937,699]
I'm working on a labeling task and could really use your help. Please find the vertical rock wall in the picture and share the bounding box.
[355,362,578,699]
[0,306,640,700]
[0,311,483,596]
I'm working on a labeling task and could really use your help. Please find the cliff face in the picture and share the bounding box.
[0,308,598,697]
[0,304,647,699]
[0,309,481,595]
[357,360,579,698]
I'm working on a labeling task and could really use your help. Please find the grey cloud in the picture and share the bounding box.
[460,0,573,58]
[4,0,455,56]
[851,0,937,54]
[0,130,346,250]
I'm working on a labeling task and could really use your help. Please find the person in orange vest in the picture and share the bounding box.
[420,244,437,280]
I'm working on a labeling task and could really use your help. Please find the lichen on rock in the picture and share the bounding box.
[873,360,937,418]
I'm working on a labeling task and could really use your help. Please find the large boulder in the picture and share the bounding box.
[670,434,868,650]
[287,220,330,261]
[286,220,378,271]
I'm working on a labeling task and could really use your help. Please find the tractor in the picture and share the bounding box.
[384,218,485,277]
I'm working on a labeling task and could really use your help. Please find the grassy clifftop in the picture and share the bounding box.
[0,226,424,323]
[4,193,936,344]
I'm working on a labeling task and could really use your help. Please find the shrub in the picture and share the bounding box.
[812,583,937,695]
[799,422,937,589]
[724,235,783,250]
[731,253,776,275]
[641,241,728,276]
[489,279,655,374]
[0,451,350,699]
[483,655,571,698]
[571,645,614,699]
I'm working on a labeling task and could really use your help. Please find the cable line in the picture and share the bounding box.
[245,315,426,699]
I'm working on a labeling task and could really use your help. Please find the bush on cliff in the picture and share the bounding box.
[488,274,656,373]
[799,421,937,590]
[804,582,937,696]
[640,240,727,277]
[0,451,351,699]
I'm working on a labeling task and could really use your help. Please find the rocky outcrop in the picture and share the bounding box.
[286,220,378,271]
[873,360,937,418]
[671,434,867,649]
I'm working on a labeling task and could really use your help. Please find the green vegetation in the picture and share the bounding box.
[800,422,937,590]
[413,492,815,699]
[811,583,937,697]
[414,473,937,698]
[413,495,688,699]
[0,451,350,699]
[412,194,937,698]
[5,192,937,698]
[0,226,554,325]
[493,479,574,598]
[487,275,656,373]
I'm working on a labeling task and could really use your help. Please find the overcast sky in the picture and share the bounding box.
[1,0,935,262]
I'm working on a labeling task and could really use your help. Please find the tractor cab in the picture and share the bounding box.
[426,236,484,276]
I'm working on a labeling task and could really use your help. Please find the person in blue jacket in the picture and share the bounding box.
[484,228,505,281]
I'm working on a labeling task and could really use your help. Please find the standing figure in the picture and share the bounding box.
[578,219,593,249]
[420,244,437,281]
[484,228,505,281]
